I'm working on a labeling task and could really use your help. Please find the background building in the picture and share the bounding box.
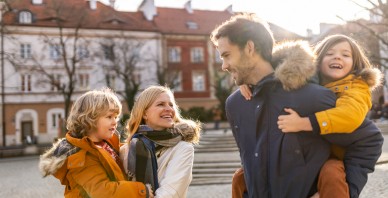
[0,0,304,146]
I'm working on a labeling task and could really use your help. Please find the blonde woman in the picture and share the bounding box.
[39,88,150,198]
[120,85,201,198]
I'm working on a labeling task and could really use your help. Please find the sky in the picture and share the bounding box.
[101,0,373,36]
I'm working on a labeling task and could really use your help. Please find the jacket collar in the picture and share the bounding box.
[252,73,276,97]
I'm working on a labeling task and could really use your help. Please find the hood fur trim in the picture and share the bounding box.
[172,120,201,145]
[359,68,383,90]
[273,41,316,91]
[39,139,67,177]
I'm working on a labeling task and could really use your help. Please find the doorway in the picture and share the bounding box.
[21,121,34,144]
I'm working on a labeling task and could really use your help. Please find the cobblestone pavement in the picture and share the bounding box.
[0,156,387,198]
[187,163,388,198]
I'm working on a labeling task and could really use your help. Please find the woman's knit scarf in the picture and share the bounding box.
[126,125,182,191]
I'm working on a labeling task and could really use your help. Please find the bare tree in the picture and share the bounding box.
[155,58,181,89]
[211,69,236,120]
[345,0,388,66]
[6,0,90,123]
[101,36,153,112]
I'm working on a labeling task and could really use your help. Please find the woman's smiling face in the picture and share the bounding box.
[143,92,175,130]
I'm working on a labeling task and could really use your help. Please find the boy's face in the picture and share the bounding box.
[319,41,353,85]
[143,92,175,131]
[89,110,118,142]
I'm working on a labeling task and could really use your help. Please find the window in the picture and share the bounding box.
[192,71,206,91]
[77,46,89,59]
[52,113,62,128]
[21,74,32,92]
[106,74,116,89]
[51,74,62,91]
[19,11,32,24]
[186,21,198,29]
[172,71,182,92]
[214,48,222,63]
[168,47,181,63]
[32,0,43,5]
[191,47,204,63]
[49,44,61,60]
[102,44,115,60]
[20,44,32,59]
[79,74,89,89]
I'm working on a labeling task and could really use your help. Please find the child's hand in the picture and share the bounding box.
[240,85,252,100]
[278,108,312,132]
[146,184,154,198]
[310,192,319,198]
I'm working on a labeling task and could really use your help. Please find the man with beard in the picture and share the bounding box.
[210,13,383,198]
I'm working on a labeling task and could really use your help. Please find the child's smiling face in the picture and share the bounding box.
[89,110,118,142]
[320,41,353,85]
[319,41,354,85]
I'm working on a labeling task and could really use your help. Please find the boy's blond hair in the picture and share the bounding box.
[67,88,122,137]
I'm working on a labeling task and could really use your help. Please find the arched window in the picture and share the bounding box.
[19,11,32,24]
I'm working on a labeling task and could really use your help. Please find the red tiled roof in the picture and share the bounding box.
[3,0,157,32]
[2,0,301,39]
[153,7,233,35]
[153,7,302,40]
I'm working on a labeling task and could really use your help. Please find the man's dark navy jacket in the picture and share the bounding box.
[226,75,383,198]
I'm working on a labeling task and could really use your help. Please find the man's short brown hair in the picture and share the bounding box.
[210,13,275,62]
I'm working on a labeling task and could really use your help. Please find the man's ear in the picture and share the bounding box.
[245,40,255,56]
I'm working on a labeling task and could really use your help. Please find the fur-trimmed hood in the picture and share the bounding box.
[359,68,383,90]
[171,120,201,145]
[272,41,316,91]
[39,137,79,178]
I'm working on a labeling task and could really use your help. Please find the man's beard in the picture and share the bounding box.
[234,55,254,85]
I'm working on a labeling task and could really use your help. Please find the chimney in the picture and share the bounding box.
[306,29,313,38]
[109,0,115,8]
[184,0,193,14]
[138,0,157,21]
[89,0,97,10]
[32,0,43,5]
[225,5,233,14]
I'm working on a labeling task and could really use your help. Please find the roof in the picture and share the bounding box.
[153,7,302,40]
[153,7,233,35]
[2,0,302,40]
[3,0,157,32]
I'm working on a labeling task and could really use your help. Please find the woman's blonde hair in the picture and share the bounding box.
[66,88,122,137]
[126,85,183,137]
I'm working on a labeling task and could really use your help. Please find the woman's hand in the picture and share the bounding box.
[277,108,312,132]
[240,85,252,100]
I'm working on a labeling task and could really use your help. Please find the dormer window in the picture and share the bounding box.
[32,0,43,5]
[186,21,198,30]
[19,11,32,24]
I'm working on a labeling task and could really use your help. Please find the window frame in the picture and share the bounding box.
[192,71,206,92]
[20,43,32,59]
[19,11,33,24]
[168,47,181,63]
[190,47,204,63]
